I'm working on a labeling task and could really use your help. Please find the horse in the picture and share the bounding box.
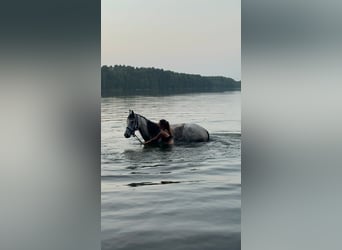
[124,110,209,144]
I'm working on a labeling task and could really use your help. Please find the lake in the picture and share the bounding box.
[101,91,241,250]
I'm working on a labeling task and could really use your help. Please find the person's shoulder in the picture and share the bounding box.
[160,129,169,136]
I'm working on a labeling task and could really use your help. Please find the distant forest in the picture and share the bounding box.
[101,65,241,96]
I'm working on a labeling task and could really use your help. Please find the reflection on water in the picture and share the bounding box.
[102,92,241,250]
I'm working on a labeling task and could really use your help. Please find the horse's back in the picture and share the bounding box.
[171,123,209,142]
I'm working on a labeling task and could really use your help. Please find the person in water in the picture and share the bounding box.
[144,119,174,145]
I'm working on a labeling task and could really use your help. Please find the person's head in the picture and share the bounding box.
[159,119,170,131]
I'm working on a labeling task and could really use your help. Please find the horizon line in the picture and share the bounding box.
[101,64,241,81]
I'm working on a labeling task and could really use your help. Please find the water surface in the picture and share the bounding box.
[102,92,241,250]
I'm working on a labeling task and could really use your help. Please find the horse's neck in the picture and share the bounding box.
[137,115,159,140]
[137,115,151,140]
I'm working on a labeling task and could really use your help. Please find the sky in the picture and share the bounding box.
[102,0,240,80]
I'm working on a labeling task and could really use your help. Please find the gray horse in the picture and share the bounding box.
[124,110,209,144]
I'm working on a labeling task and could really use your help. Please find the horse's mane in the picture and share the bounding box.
[137,114,160,137]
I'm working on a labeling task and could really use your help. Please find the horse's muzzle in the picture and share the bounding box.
[124,132,130,138]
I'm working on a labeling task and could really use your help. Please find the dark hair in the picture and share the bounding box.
[159,119,171,135]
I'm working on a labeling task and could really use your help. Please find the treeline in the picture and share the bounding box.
[101,65,241,96]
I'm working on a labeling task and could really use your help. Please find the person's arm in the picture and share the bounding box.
[144,132,162,144]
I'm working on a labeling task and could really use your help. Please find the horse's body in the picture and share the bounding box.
[124,110,209,144]
[170,123,209,142]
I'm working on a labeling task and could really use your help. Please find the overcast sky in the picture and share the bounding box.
[102,0,240,80]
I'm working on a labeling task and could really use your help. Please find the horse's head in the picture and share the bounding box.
[124,110,138,138]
